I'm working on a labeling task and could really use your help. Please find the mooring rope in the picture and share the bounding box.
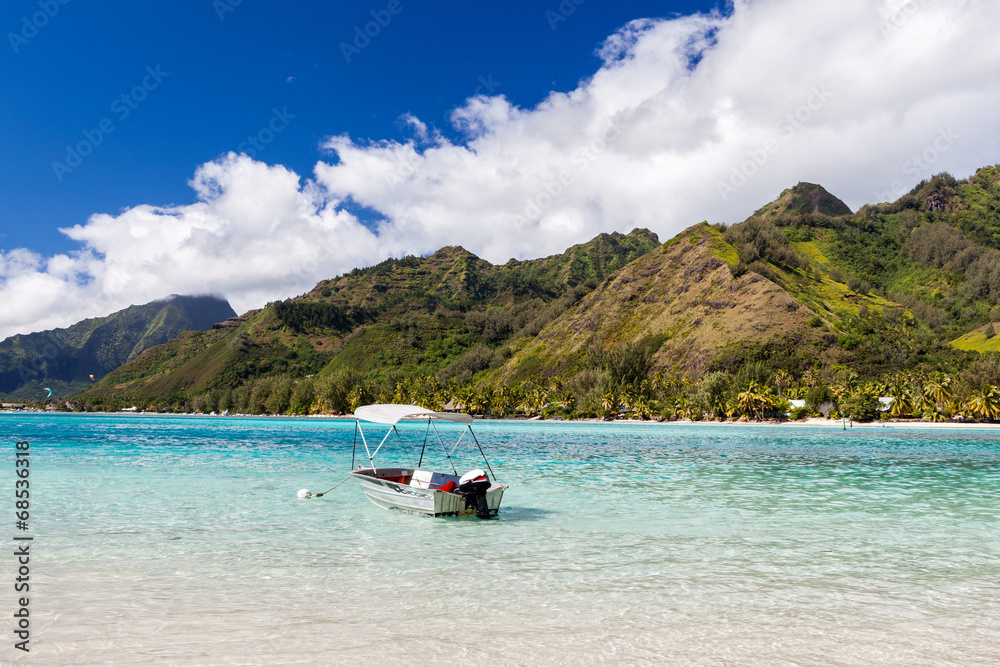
[311,474,353,497]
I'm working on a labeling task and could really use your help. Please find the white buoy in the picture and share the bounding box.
[297,489,313,499]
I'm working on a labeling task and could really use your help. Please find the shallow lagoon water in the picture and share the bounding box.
[4,413,1000,665]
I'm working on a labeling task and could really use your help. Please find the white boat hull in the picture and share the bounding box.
[350,468,507,517]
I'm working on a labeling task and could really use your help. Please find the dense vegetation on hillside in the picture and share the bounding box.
[76,230,670,411]
[38,167,1000,422]
[0,295,236,400]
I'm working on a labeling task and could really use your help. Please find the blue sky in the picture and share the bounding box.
[3,0,714,258]
[2,0,1000,339]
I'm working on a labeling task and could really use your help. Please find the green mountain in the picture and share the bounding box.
[79,230,660,409]
[0,295,236,400]
[71,164,1000,420]
[494,222,826,382]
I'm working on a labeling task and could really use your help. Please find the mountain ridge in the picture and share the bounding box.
[39,163,1000,421]
[0,294,236,400]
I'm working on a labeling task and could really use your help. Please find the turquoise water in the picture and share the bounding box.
[3,413,1000,666]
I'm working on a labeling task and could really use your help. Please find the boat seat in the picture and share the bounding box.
[410,471,460,492]
[409,470,435,489]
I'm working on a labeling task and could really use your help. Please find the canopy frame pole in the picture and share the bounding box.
[468,426,498,482]
[431,421,458,475]
[368,426,397,464]
[417,418,431,469]
[356,421,377,474]
[448,429,469,457]
[351,419,359,469]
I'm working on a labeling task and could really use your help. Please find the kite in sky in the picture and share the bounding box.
[45,387,52,398]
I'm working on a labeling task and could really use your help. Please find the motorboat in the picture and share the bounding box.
[348,404,507,518]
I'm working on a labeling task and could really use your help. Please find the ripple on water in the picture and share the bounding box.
[7,414,1000,665]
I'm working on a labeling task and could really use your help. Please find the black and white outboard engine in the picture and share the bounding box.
[459,468,492,519]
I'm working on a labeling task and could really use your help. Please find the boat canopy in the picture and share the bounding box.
[354,404,473,426]
[350,404,493,479]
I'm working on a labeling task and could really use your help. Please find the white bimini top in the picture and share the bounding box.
[353,404,473,425]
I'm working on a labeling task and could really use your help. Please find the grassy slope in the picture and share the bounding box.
[496,222,830,380]
[951,326,1000,353]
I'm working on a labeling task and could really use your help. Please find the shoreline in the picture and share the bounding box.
[5,410,1000,430]
[550,416,1000,430]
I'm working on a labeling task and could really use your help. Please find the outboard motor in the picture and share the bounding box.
[459,468,492,519]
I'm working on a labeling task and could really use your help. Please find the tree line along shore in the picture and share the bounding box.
[21,352,1000,424]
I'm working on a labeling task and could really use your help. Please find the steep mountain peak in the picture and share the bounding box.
[592,228,660,246]
[427,245,480,262]
[752,182,852,219]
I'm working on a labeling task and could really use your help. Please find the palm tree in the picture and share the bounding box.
[425,385,446,411]
[347,384,370,412]
[926,372,953,408]
[493,384,512,416]
[651,371,665,399]
[668,394,686,420]
[559,390,576,415]
[915,382,939,417]
[967,385,1000,420]
[601,392,619,418]
[754,382,777,420]
[620,391,637,417]
[832,371,860,403]
[529,387,548,416]
[467,389,487,416]
[774,370,791,398]
[481,386,495,416]
[732,382,761,420]
[868,378,889,398]
[456,386,477,414]
[887,374,911,417]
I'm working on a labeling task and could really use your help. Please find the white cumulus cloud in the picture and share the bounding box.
[3,0,1000,339]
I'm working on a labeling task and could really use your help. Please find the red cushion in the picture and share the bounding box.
[439,481,457,493]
